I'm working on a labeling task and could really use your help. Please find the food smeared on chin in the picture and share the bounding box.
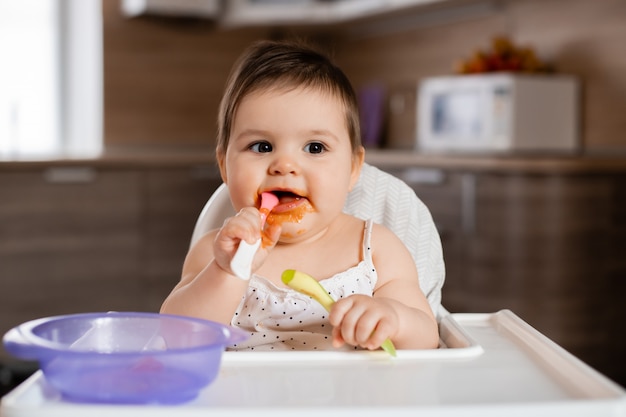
[264,190,314,226]
[257,190,314,244]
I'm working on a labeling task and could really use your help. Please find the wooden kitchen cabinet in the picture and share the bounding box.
[384,166,468,308]
[0,167,145,362]
[143,165,222,312]
[0,162,223,364]
[464,173,625,377]
[384,164,626,386]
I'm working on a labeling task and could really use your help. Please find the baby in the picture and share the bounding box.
[161,39,439,352]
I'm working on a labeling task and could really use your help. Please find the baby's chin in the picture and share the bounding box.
[275,225,317,244]
[278,218,337,245]
[277,230,310,243]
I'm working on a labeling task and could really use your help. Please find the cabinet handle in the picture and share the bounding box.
[461,173,476,234]
[399,167,445,184]
[43,167,97,184]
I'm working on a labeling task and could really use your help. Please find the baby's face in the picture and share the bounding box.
[219,86,362,243]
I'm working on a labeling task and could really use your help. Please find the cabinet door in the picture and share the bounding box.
[464,173,625,384]
[144,165,222,311]
[383,167,625,385]
[386,167,467,311]
[0,167,143,360]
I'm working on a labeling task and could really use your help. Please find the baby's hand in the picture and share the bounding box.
[213,207,281,277]
[329,295,399,351]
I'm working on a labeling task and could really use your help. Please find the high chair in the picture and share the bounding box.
[190,163,447,318]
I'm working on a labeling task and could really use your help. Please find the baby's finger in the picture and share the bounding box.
[328,297,354,327]
[338,302,370,347]
[331,326,345,348]
[354,311,382,346]
[363,325,389,351]
[232,208,263,243]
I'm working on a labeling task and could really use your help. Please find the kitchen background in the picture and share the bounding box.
[1,0,625,391]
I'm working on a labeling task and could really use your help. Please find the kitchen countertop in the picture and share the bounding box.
[2,147,626,174]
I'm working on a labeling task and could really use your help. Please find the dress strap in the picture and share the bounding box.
[362,219,375,266]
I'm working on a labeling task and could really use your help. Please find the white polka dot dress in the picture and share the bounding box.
[228,219,378,351]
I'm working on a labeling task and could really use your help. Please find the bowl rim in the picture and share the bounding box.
[7,311,245,356]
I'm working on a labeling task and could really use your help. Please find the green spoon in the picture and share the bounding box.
[281,269,397,357]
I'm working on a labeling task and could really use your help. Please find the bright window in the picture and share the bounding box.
[0,0,102,159]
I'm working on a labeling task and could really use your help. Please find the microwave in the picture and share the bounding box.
[417,74,579,153]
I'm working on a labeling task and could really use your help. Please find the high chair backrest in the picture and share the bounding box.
[190,163,446,318]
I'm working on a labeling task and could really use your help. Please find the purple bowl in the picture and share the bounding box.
[3,312,247,404]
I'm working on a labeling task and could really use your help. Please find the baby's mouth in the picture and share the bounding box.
[272,190,303,204]
[266,190,308,213]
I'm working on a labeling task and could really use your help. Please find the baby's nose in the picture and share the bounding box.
[269,154,299,175]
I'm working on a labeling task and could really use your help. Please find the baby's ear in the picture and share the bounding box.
[349,147,365,191]
[217,150,227,184]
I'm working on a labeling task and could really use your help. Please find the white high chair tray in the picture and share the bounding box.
[2,310,625,417]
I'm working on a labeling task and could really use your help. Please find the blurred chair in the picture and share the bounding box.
[190,163,447,318]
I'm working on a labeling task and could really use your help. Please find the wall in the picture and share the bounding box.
[103,0,626,154]
[332,0,626,154]
[102,0,268,147]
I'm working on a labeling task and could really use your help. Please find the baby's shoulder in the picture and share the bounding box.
[369,221,401,241]
[369,221,411,256]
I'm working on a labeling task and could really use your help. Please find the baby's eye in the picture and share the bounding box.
[304,142,326,154]
[249,141,273,153]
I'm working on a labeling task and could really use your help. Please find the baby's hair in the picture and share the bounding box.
[217,39,362,156]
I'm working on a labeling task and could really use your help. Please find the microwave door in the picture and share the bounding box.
[432,89,484,147]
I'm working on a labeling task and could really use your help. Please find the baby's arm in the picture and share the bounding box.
[329,223,439,350]
[160,207,280,324]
